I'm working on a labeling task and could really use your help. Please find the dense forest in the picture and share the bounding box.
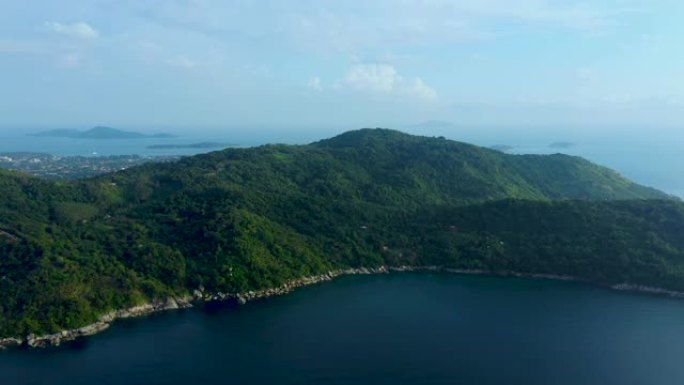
[1,128,682,338]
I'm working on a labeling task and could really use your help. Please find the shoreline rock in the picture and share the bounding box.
[20,296,194,348]
[0,337,23,350]
[2,266,683,350]
[610,283,684,298]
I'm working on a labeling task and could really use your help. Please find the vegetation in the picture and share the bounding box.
[0,129,682,337]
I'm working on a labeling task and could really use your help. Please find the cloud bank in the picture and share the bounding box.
[340,64,438,101]
[45,21,99,40]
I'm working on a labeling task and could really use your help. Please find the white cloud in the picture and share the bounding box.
[602,94,634,104]
[576,67,598,82]
[406,78,438,100]
[45,21,99,40]
[57,53,83,68]
[339,64,437,100]
[308,76,323,91]
[343,64,398,93]
[125,0,637,54]
[166,55,197,69]
[0,38,48,54]
[666,96,683,107]
[277,0,638,52]
[134,40,164,64]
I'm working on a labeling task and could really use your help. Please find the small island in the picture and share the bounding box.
[147,142,233,150]
[30,126,176,140]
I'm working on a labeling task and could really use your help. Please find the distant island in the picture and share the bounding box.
[549,141,575,149]
[29,126,176,140]
[147,142,233,150]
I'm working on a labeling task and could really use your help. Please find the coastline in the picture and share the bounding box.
[2,265,683,350]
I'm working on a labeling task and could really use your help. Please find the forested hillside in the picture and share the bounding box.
[1,129,681,338]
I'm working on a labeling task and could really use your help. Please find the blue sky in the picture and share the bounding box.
[1,0,683,133]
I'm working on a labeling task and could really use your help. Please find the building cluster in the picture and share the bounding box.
[0,153,179,179]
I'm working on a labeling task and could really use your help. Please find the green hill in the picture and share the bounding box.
[0,129,682,338]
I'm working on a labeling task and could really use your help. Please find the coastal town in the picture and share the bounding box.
[0,152,179,179]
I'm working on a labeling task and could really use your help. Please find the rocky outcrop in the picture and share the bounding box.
[611,283,684,298]
[23,296,194,348]
[0,337,23,350]
[195,267,390,305]
[341,266,389,275]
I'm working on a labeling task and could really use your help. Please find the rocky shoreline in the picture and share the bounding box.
[31,296,195,348]
[610,283,684,298]
[0,267,389,350]
[2,265,683,350]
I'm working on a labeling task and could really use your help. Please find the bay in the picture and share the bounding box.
[2,273,684,385]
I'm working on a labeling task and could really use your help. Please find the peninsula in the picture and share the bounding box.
[1,129,682,348]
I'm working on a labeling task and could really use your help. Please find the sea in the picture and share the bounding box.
[2,273,684,385]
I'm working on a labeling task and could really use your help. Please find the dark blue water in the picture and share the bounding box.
[2,274,684,385]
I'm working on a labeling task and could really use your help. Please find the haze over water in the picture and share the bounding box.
[2,274,684,385]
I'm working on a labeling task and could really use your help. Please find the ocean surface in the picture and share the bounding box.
[2,273,684,385]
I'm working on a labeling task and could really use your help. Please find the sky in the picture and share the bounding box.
[0,0,683,134]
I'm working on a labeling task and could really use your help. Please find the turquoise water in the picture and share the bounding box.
[2,273,684,385]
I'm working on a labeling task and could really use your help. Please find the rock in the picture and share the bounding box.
[78,322,110,337]
[164,298,179,310]
[0,337,23,349]
[176,296,193,308]
[237,295,247,305]
[100,312,116,323]
[193,289,204,300]
[27,334,53,348]
[26,334,38,348]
